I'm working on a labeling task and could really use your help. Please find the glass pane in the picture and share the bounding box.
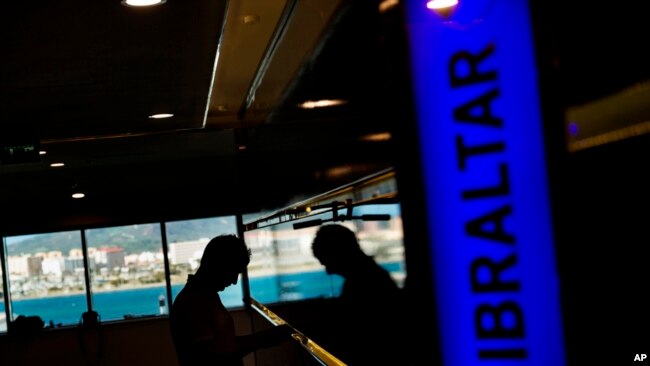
[85,223,165,321]
[244,201,406,305]
[352,203,405,287]
[5,231,87,327]
[165,216,241,307]
[245,210,343,304]
[0,246,5,333]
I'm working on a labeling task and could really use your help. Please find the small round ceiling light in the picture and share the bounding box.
[121,0,166,7]
[360,132,392,142]
[148,113,174,119]
[243,15,260,25]
[39,150,47,155]
[426,0,459,17]
[297,99,348,109]
[427,0,459,10]
[71,183,85,199]
[379,0,399,13]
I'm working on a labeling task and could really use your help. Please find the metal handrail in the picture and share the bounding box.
[249,297,347,366]
[242,167,396,231]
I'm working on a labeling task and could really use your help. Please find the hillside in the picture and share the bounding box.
[6,217,237,255]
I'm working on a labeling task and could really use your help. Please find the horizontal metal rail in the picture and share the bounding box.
[249,297,347,366]
[243,167,396,231]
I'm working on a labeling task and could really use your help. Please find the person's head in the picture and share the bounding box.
[197,234,251,291]
[311,224,364,276]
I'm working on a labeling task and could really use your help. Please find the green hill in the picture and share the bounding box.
[6,217,237,255]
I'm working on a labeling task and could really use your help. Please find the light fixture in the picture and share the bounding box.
[39,150,47,155]
[148,113,174,119]
[379,0,399,13]
[426,0,459,10]
[426,0,459,17]
[71,183,85,199]
[360,132,392,142]
[297,99,348,109]
[243,15,260,25]
[50,162,65,167]
[121,0,166,7]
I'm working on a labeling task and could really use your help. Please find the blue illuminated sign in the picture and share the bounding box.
[405,1,565,365]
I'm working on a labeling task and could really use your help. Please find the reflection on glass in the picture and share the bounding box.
[85,223,165,321]
[1,254,5,333]
[165,216,242,307]
[247,226,329,303]
[245,210,342,304]
[5,231,88,327]
[353,203,405,287]
[245,202,405,304]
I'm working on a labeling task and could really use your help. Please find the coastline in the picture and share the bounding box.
[7,260,403,301]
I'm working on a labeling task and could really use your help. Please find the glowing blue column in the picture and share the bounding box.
[405,1,565,365]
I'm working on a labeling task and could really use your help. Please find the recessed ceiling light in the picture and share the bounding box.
[148,113,174,119]
[360,132,392,142]
[71,183,85,199]
[426,0,459,10]
[379,0,399,13]
[39,150,47,155]
[121,0,166,7]
[297,99,348,109]
[243,15,260,25]
[50,162,65,167]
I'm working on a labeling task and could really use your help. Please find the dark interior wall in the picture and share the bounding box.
[0,309,257,366]
[530,1,650,363]
[556,135,650,365]
[0,317,179,366]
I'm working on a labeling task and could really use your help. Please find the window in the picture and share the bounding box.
[0,215,248,328]
[245,211,344,304]
[85,223,165,321]
[4,231,87,327]
[0,256,5,332]
[243,171,406,304]
[351,203,405,287]
[165,216,242,307]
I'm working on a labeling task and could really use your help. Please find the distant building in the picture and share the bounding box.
[42,256,64,277]
[69,248,83,257]
[8,255,30,276]
[26,256,43,277]
[64,256,93,273]
[95,247,126,269]
[167,238,209,265]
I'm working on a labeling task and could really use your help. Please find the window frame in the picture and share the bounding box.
[0,214,245,332]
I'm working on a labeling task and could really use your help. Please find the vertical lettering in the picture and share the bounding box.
[456,136,505,171]
[449,44,497,87]
[462,164,510,199]
[465,205,515,244]
[454,89,502,127]
[471,254,520,292]
[476,301,525,338]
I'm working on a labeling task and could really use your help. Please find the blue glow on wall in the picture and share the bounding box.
[405,0,566,365]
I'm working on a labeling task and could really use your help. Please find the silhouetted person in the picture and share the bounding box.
[170,234,293,366]
[311,224,408,365]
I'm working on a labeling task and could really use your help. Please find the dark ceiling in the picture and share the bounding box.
[2,0,646,234]
[0,1,225,140]
[0,0,402,233]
